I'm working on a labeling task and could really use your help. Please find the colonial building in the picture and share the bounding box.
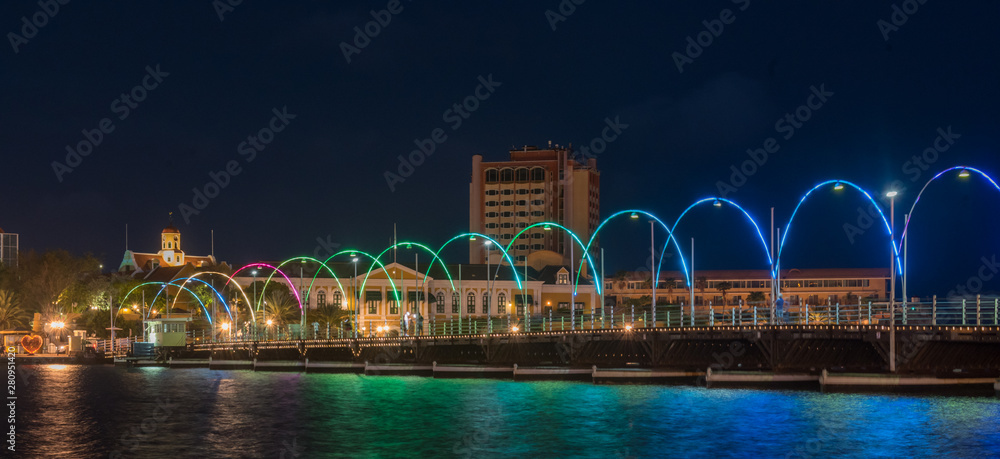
[232,258,599,330]
[119,222,216,275]
[469,143,600,265]
[117,221,227,317]
[605,268,890,310]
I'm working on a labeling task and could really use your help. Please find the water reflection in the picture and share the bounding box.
[16,366,1000,457]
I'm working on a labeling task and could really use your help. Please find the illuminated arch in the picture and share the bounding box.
[263,257,348,311]
[900,166,1000,244]
[122,281,212,324]
[360,242,456,294]
[779,180,901,275]
[653,198,773,288]
[503,221,598,295]
[317,250,403,303]
[576,210,675,294]
[167,276,233,321]
[172,271,255,322]
[226,263,304,313]
[436,232,522,289]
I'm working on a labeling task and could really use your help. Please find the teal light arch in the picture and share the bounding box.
[502,222,599,295]
[436,232,522,290]
[574,210,676,294]
[359,241,457,294]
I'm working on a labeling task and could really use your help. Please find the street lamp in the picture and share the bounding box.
[484,241,492,323]
[886,189,898,373]
[649,219,656,328]
[958,168,970,178]
[833,181,844,191]
[352,257,359,338]
[251,269,258,339]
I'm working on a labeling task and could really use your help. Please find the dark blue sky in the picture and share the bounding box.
[2,1,998,296]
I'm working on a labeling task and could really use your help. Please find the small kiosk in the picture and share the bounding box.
[144,317,190,348]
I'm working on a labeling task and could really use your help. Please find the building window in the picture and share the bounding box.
[436,292,445,313]
[502,189,513,195]
[486,189,499,196]
[452,292,460,313]
[498,293,506,314]
[501,211,513,217]
[332,291,343,307]
[531,167,545,181]
[467,293,476,314]
[317,290,326,307]
[531,211,545,217]
[501,200,513,206]
[486,201,498,207]
[517,189,529,195]
[501,169,514,182]
[485,223,498,229]
[486,169,499,183]
[368,300,378,314]
[516,168,529,181]
[483,293,490,314]
[389,298,399,315]
[557,273,569,284]
[532,188,544,194]
[486,212,499,218]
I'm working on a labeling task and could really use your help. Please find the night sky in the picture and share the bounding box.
[2,1,998,296]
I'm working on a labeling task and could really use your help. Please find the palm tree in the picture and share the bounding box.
[313,303,348,332]
[264,290,299,328]
[664,277,676,303]
[716,282,732,306]
[747,291,766,306]
[695,276,708,294]
[0,290,28,330]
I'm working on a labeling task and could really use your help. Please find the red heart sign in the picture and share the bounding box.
[20,334,42,354]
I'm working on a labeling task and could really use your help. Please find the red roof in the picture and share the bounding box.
[162,225,180,233]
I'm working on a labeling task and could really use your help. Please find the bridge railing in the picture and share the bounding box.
[197,297,1000,343]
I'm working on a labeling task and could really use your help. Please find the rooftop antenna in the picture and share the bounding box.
[211,229,215,258]
[125,223,128,251]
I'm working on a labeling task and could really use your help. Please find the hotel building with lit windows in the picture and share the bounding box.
[468,143,599,266]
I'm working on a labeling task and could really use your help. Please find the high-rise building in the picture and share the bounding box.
[0,228,18,269]
[469,144,600,265]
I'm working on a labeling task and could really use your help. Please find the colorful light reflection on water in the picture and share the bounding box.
[16,365,1000,457]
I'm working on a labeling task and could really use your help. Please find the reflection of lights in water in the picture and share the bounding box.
[48,365,67,370]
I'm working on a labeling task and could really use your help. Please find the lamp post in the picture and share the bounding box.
[251,269,258,339]
[352,256,359,339]
[650,220,656,328]
[887,190,898,373]
[485,241,492,324]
